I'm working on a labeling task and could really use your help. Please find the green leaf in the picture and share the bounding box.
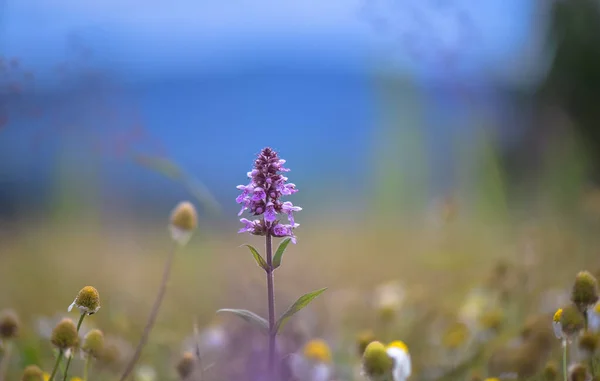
[243,244,268,271]
[216,309,269,333]
[275,288,327,333]
[272,238,292,269]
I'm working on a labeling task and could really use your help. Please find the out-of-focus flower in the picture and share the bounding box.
[543,361,558,381]
[134,365,156,381]
[0,309,19,340]
[169,201,198,246]
[568,363,589,381]
[21,365,44,381]
[51,318,79,351]
[236,147,300,243]
[374,281,405,323]
[361,341,394,381]
[82,329,104,358]
[386,341,411,381]
[176,352,196,380]
[289,339,332,381]
[577,331,598,359]
[571,271,599,312]
[557,306,585,342]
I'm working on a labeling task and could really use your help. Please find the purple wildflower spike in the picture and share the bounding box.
[236,147,300,242]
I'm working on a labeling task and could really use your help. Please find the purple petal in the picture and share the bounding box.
[265,203,277,222]
[238,218,256,233]
[251,187,266,201]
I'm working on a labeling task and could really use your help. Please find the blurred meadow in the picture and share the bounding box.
[3,1,600,381]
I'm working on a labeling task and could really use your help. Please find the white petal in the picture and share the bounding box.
[311,363,331,381]
[68,300,76,312]
[169,225,192,246]
[387,347,411,381]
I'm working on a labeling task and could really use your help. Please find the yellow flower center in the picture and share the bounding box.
[484,378,500,381]
[554,308,563,323]
[594,303,600,314]
[43,373,50,381]
[71,378,83,381]
[303,339,332,363]
[387,340,409,354]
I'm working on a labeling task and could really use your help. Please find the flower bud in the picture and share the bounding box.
[176,352,195,380]
[82,329,104,358]
[572,271,599,310]
[169,201,198,246]
[51,318,79,350]
[21,365,44,381]
[0,309,19,340]
[362,341,393,380]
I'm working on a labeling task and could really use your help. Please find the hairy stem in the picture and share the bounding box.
[265,233,276,380]
[48,351,64,381]
[0,341,12,381]
[119,246,178,381]
[62,313,86,381]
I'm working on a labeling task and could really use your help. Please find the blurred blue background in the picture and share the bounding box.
[0,0,555,218]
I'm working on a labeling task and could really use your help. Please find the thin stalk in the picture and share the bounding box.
[563,340,568,381]
[48,351,64,381]
[0,341,12,381]
[119,245,178,381]
[62,313,86,381]
[265,233,276,380]
[83,356,90,381]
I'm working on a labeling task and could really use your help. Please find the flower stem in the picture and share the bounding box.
[83,355,91,381]
[265,233,276,380]
[48,351,64,381]
[119,245,178,381]
[63,313,86,381]
[562,340,568,381]
[0,341,12,381]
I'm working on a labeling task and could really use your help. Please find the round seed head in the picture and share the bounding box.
[362,341,394,378]
[543,361,559,381]
[302,339,332,363]
[170,202,197,231]
[176,352,195,380]
[169,201,198,246]
[572,271,599,309]
[560,305,585,336]
[568,364,588,381]
[68,286,100,315]
[0,309,19,340]
[21,365,44,381]
[51,318,79,350]
[82,329,104,358]
[578,331,598,354]
[356,330,376,356]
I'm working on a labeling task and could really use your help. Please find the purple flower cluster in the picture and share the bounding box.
[236,147,301,243]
